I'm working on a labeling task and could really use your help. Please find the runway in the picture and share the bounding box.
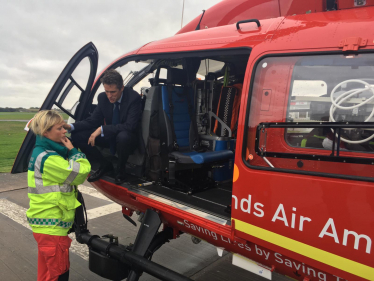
[0,172,289,281]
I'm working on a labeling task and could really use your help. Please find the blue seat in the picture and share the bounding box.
[160,68,233,165]
[161,85,193,149]
[170,150,233,164]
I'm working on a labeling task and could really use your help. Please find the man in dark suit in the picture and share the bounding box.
[64,69,141,184]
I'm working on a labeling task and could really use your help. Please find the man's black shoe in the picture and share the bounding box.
[115,174,127,185]
[87,164,114,182]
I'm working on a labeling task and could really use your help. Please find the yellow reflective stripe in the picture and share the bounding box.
[234,219,374,280]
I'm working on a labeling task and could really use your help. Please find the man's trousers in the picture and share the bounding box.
[71,128,138,173]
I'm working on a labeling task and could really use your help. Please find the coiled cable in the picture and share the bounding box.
[329,79,374,144]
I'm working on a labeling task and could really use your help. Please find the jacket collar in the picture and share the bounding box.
[118,92,123,104]
[110,91,124,107]
[35,135,69,158]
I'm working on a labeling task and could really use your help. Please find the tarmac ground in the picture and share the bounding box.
[0,172,290,281]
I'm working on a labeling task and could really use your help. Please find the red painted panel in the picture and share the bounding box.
[138,17,283,54]
[91,179,343,280]
[177,0,374,35]
[233,45,374,281]
[177,0,280,34]
[270,8,374,52]
[279,0,324,15]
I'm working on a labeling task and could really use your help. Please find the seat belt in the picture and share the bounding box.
[184,87,202,151]
[167,86,179,151]
[182,58,203,151]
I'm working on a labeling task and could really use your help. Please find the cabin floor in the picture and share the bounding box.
[102,173,232,222]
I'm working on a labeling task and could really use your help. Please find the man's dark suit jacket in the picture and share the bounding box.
[73,87,142,140]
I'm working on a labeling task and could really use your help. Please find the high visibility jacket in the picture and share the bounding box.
[27,135,91,236]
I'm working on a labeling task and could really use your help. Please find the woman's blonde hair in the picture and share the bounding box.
[29,110,64,136]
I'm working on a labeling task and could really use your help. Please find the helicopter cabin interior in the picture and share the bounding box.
[85,51,374,221]
[84,51,250,221]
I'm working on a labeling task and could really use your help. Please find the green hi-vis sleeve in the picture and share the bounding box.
[301,138,307,147]
[42,154,91,187]
[28,171,36,188]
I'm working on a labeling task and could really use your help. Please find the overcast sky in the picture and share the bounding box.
[0,0,221,108]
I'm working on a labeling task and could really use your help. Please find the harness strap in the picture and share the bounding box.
[167,86,179,151]
[184,87,201,150]
[71,190,88,236]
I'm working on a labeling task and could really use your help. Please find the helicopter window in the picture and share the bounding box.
[245,53,374,180]
[92,61,152,104]
[197,59,225,77]
[286,54,374,153]
[53,57,91,122]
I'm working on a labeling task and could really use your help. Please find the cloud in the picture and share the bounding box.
[0,0,220,108]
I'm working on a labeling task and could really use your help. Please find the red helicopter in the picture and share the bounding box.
[12,0,374,280]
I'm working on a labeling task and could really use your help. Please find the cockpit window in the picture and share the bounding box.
[197,59,225,76]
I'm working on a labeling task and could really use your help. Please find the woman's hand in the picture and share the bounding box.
[61,136,74,150]
[88,127,102,147]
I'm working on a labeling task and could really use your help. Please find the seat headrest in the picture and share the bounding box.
[166,68,188,85]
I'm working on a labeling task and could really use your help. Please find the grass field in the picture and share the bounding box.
[0,121,27,173]
[0,112,70,172]
[0,112,69,120]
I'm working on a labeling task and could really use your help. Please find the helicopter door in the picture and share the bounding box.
[11,42,98,173]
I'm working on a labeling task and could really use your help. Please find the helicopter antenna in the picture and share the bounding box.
[195,10,206,30]
[181,0,185,28]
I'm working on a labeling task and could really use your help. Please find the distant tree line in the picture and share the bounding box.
[0,107,39,112]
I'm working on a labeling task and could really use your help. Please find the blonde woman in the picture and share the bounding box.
[27,110,91,281]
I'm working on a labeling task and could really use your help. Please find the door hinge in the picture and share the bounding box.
[231,219,249,245]
[339,37,367,51]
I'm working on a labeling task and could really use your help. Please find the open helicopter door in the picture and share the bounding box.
[11,42,98,173]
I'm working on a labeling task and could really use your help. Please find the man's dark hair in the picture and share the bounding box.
[100,69,123,90]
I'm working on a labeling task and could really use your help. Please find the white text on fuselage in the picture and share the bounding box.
[232,194,372,255]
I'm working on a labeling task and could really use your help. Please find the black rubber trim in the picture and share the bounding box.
[53,102,74,118]
[241,49,374,183]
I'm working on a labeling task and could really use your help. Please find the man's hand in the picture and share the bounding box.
[63,123,72,131]
[88,127,102,147]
